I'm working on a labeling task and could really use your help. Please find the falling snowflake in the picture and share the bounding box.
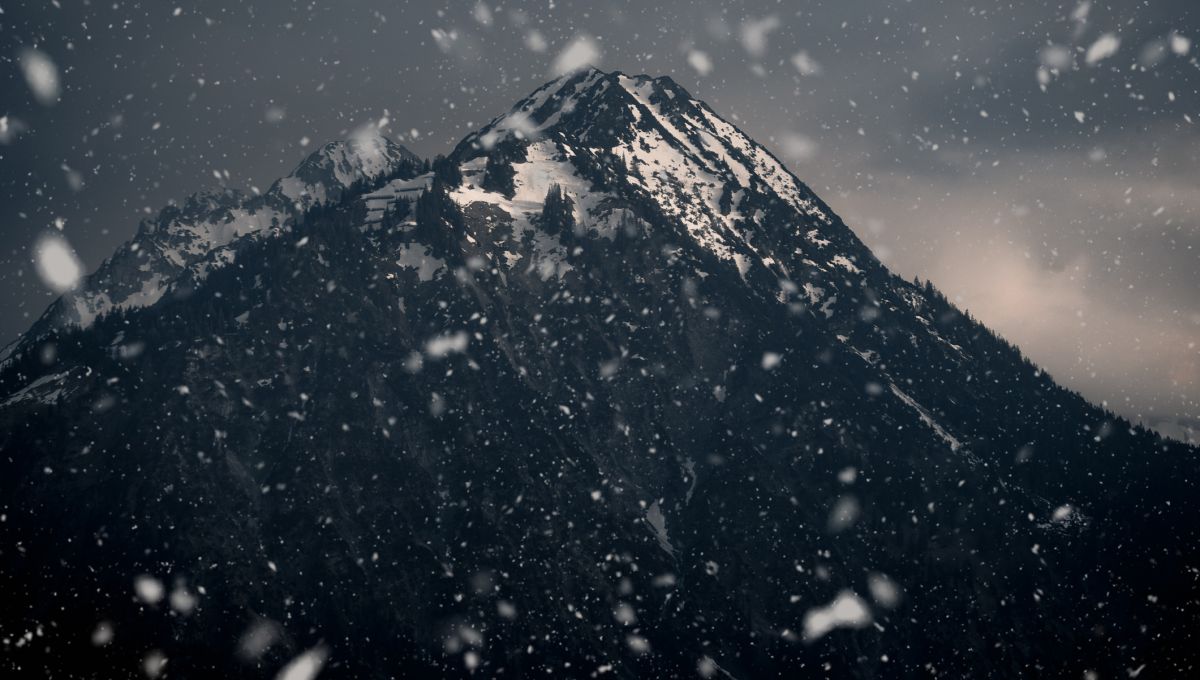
[552,36,602,76]
[18,48,60,105]
[1084,33,1120,65]
[802,591,872,641]
[34,233,83,293]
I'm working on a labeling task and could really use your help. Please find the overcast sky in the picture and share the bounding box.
[1,0,1197,440]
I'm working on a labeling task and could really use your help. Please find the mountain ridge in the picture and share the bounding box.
[0,132,423,366]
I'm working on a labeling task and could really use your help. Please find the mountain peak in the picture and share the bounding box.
[457,68,698,154]
[447,68,854,297]
[454,67,830,219]
[273,131,420,208]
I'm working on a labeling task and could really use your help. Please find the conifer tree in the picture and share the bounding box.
[540,184,575,237]
[482,153,517,198]
[431,155,462,187]
[413,177,465,260]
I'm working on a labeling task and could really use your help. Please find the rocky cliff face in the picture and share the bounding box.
[1,69,1197,679]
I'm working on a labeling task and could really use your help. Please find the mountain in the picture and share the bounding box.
[2,68,1198,679]
[0,133,422,361]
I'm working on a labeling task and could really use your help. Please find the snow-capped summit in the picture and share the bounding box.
[431,68,873,321]
[459,67,836,227]
[272,130,421,209]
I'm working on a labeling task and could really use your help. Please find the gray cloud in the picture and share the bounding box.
[836,153,1200,440]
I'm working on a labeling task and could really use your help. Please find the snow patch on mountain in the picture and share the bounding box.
[0,370,72,408]
[890,383,963,451]
[364,175,432,225]
[395,243,445,282]
[644,501,675,556]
